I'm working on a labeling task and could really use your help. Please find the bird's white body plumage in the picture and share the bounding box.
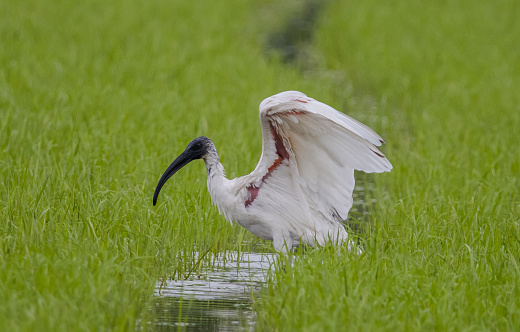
[204,91,392,252]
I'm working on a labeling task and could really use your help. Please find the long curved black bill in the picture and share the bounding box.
[153,152,193,206]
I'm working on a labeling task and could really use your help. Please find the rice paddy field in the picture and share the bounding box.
[1,0,519,331]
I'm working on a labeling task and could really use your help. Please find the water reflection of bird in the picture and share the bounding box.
[153,91,392,253]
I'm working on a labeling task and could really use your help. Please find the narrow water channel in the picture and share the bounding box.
[141,252,275,331]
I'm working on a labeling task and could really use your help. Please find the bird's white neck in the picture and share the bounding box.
[203,149,226,181]
[203,148,237,222]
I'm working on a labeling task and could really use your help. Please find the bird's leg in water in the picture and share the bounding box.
[287,253,295,268]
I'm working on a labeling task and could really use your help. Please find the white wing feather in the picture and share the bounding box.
[241,91,391,248]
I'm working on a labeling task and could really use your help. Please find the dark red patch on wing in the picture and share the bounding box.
[245,185,259,207]
[245,124,291,208]
[288,109,306,116]
[294,98,309,103]
[271,125,289,160]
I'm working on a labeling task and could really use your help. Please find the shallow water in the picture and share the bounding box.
[142,252,275,331]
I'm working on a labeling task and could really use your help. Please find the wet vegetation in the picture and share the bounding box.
[1,0,519,330]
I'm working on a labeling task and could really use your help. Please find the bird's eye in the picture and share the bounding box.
[195,142,203,149]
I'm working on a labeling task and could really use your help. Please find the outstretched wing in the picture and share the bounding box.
[246,91,392,227]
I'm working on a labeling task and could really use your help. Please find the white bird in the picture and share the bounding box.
[153,91,392,253]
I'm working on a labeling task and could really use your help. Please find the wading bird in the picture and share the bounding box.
[153,91,392,253]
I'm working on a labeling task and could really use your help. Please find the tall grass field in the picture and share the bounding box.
[1,0,519,330]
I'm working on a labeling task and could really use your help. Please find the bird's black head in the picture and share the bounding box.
[183,136,212,160]
[153,136,213,206]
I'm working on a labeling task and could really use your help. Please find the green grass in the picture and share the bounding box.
[1,0,519,331]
